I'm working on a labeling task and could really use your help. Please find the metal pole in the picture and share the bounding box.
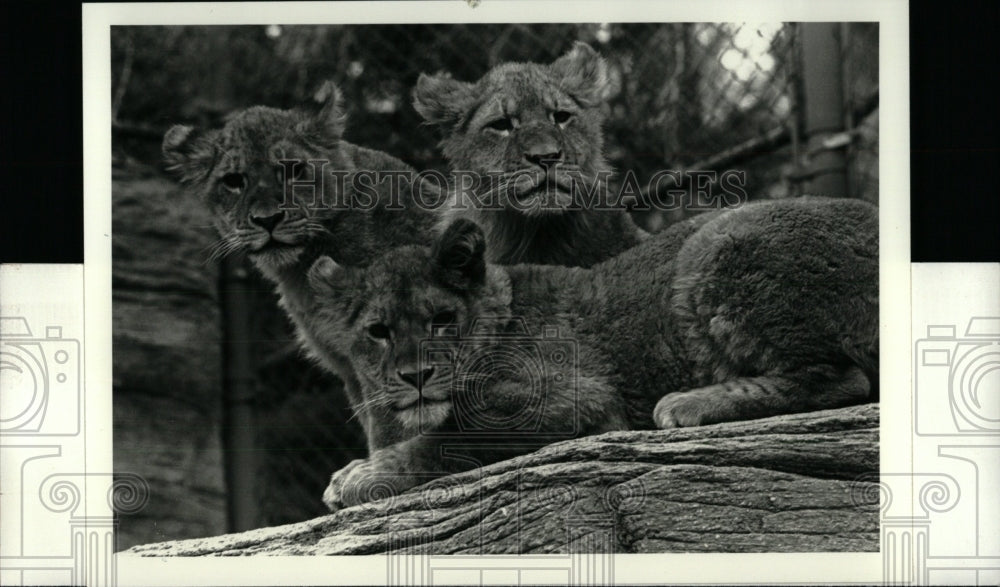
[800,23,849,197]
[220,254,258,532]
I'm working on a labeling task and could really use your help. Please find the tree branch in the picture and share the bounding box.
[124,404,879,555]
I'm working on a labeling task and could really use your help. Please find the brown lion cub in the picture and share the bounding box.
[413,42,646,268]
[308,196,878,508]
[162,82,438,449]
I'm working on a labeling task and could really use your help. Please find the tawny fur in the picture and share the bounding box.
[308,196,879,508]
[414,42,647,268]
[162,83,439,450]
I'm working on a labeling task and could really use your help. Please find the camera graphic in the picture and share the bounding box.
[0,317,81,436]
[915,317,1000,436]
[418,317,579,438]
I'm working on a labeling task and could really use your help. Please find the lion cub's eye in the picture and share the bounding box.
[484,117,514,134]
[275,162,308,184]
[221,173,247,191]
[430,311,457,336]
[367,323,391,341]
[552,110,574,125]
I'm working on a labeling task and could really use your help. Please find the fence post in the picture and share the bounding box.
[220,255,258,532]
[800,23,849,197]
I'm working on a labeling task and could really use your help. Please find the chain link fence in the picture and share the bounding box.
[111,22,878,530]
[842,22,880,204]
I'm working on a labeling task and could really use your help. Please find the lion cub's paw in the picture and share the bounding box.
[653,392,710,429]
[322,458,373,511]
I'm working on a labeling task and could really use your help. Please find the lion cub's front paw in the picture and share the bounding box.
[653,392,709,429]
[322,458,374,511]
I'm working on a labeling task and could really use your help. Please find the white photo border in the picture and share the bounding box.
[72,0,911,584]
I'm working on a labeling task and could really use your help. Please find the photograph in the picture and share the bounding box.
[16,1,1000,585]
[15,0,1000,587]
[109,18,881,560]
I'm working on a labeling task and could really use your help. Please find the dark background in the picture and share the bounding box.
[3,2,996,262]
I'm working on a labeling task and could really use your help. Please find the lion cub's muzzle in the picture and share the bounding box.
[387,362,452,411]
[245,208,313,248]
[237,207,320,273]
[396,365,436,391]
[248,210,286,233]
[507,166,578,213]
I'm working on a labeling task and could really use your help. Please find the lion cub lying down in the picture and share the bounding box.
[308,196,879,508]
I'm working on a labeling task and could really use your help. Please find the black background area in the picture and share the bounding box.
[0,1,997,263]
[910,1,1000,262]
[1,2,83,263]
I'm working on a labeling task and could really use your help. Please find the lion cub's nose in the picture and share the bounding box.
[248,211,286,233]
[524,148,563,169]
[397,366,435,390]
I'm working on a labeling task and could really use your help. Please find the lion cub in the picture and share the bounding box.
[308,196,878,508]
[414,42,646,268]
[162,82,438,449]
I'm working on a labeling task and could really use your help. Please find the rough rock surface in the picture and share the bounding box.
[112,159,227,549]
[125,404,878,555]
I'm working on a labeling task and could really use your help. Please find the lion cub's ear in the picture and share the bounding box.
[432,219,487,292]
[412,72,475,126]
[549,41,613,107]
[162,125,218,185]
[297,80,347,150]
[307,255,347,295]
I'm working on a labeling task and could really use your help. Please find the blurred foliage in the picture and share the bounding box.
[111,23,830,181]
